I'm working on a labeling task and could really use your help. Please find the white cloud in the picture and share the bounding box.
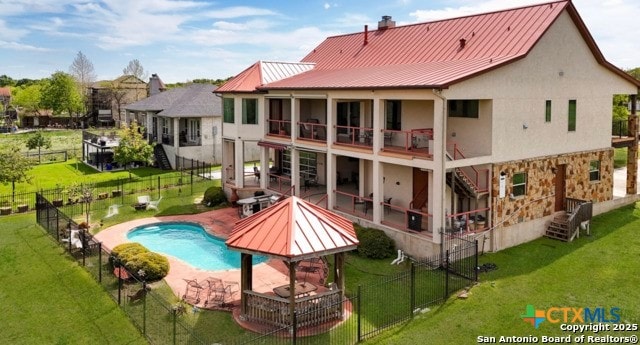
[324,3,331,10]
[0,40,51,52]
[204,6,278,19]
[0,19,29,40]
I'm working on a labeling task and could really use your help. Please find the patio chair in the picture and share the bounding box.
[136,195,150,209]
[182,279,204,304]
[61,229,83,249]
[253,166,260,181]
[146,196,163,211]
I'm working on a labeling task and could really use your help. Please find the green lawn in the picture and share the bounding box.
[0,213,148,345]
[367,202,640,344]
[614,147,628,169]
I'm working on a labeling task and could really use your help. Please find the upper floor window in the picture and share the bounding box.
[385,100,402,130]
[448,100,479,118]
[545,100,552,122]
[242,98,258,124]
[568,100,576,131]
[223,98,234,123]
[512,172,527,197]
[589,160,600,181]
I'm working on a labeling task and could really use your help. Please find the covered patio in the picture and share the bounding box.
[226,196,359,330]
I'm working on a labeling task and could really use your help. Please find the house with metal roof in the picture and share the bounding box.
[216,1,640,257]
[125,83,223,168]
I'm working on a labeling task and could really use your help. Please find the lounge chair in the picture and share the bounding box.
[61,230,83,249]
[104,204,120,218]
[146,196,163,211]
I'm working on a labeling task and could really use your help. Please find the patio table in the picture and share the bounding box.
[273,282,317,298]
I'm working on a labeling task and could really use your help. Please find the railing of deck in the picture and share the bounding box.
[267,119,291,138]
[334,125,374,148]
[565,198,593,241]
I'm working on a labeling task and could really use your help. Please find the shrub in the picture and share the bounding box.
[355,226,395,259]
[110,242,149,266]
[125,252,170,281]
[202,186,227,207]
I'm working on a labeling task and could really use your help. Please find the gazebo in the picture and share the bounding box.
[226,196,359,329]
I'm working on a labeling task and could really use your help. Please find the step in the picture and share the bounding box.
[549,221,568,229]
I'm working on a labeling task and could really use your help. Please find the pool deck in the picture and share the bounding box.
[95,207,314,309]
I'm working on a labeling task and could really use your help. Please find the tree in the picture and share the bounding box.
[613,94,629,121]
[40,71,83,125]
[12,84,43,115]
[69,51,97,115]
[123,59,148,81]
[25,130,52,163]
[627,67,640,81]
[100,80,130,127]
[0,144,34,202]
[113,121,154,179]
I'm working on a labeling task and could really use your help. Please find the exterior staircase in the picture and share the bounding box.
[154,144,172,170]
[545,198,593,242]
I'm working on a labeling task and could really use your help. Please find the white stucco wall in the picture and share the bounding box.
[443,11,637,162]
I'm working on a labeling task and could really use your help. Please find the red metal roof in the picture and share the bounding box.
[266,1,568,89]
[216,1,640,92]
[226,196,358,260]
[216,61,315,93]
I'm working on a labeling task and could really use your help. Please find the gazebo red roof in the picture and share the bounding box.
[226,196,358,261]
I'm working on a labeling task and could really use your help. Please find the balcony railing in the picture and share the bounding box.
[267,119,291,138]
[445,208,490,235]
[179,136,201,147]
[381,203,433,235]
[381,128,433,158]
[612,119,629,138]
[161,134,174,146]
[298,121,327,142]
[267,174,292,195]
[448,143,490,194]
[333,190,372,220]
[334,125,373,148]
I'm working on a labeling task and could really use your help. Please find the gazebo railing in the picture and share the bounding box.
[243,289,343,328]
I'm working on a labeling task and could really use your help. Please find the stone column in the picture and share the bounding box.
[626,94,638,195]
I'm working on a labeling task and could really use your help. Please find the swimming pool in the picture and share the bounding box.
[127,222,268,271]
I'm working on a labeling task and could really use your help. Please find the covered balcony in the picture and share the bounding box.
[381,128,433,158]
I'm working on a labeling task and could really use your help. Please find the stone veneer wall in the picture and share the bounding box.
[491,148,613,228]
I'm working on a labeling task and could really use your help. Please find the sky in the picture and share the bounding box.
[1,0,639,84]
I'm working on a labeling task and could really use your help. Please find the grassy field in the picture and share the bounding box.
[367,202,640,344]
[1,129,82,151]
[0,213,148,345]
[614,147,628,169]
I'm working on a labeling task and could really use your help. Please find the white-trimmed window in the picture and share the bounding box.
[242,98,258,124]
[589,160,600,181]
[512,172,527,197]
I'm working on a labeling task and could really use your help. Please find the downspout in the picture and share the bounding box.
[432,89,447,256]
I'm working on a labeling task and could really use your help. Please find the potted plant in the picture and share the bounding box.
[111,190,122,197]
[16,203,28,213]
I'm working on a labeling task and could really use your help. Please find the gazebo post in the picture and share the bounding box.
[334,253,345,299]
[240,253,253,315]
[288,261,297,328]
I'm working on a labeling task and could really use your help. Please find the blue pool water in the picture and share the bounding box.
[127,222,268,271]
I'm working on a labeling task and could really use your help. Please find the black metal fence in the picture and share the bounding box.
[175,155,215,179]
[35,190,478,345]
[0,172,212,218]
[612,119,629,138]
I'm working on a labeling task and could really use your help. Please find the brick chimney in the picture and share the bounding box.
[378,15,395,30]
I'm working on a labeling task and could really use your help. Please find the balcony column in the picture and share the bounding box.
[372,161,383,224]
[291,96,298,144]
[235,139,245,188]
[372,97,382,153]
[259,146,269,189]
[431,91,446,245]
[173,118,180,148]
[291,149,300,196]
[327,153,336,209]
[627,94,638,195]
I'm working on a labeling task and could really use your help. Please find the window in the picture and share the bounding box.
[385,100,402,130]
[162,118,169,135]
[589,160,600,181]
[568,100,576,131]
[545,100,551,122]
[242,98,258,124]
[448,100,479,118]
[512,172,527,197]
[223,98,234,123]
[188,119,200,141]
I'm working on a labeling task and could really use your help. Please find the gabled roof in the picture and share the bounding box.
[0,87,11,98]
[216,61,315,93]
[226,196,358,261]
[218,0,640,92]
[125,83,221,117]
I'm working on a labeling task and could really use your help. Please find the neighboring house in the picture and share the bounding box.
[88,75,148,127]
[217,1,640,257]
[125,83,223,168]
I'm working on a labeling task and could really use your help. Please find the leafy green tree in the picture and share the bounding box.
[0,75,16,87]
[40,71,83,125]
[626,67,640,81]
[25,130,52,163]
[0,144,34,202]
[12,84,43,115]
[113,121,154,179]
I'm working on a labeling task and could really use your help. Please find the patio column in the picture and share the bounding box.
[291,149,300,196]
[372,161,382,224]
[235,139,245,188]
[260,145,269,188]
[288,261,297,327]
[327,154,336,209]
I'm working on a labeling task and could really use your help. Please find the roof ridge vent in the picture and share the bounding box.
[378,15,395,30]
